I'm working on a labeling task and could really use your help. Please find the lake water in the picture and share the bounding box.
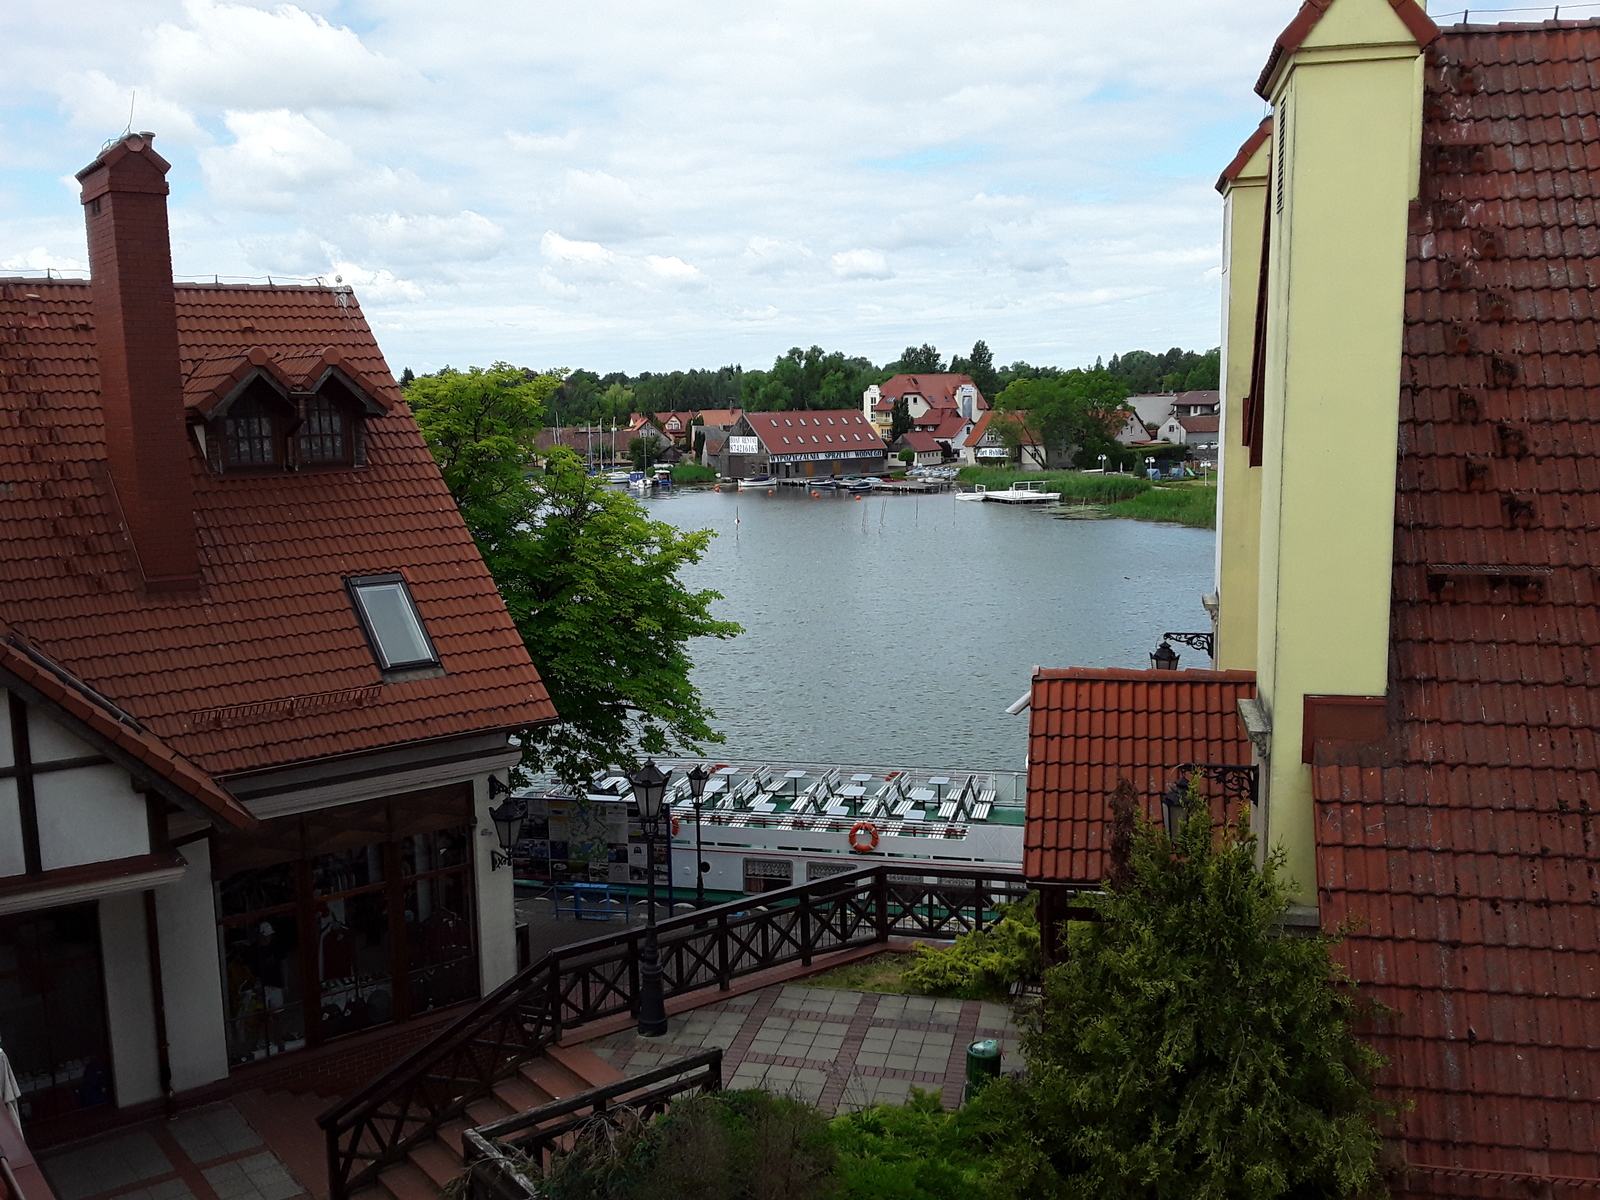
[641,485,1215,771]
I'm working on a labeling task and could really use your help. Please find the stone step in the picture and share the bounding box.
[406,1140,462,1189]
[546,1044,626,1089]
[375,1161,438,1200]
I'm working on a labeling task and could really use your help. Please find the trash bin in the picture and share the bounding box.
[963,1038,1002,1103]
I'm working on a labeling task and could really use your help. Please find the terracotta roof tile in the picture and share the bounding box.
[1024,667,1256,885]
[0,277,556,781]
[1312,27,1600,1184]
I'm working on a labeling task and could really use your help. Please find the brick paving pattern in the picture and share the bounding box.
[39,1105,310,1200]
[586,981,1020,1115]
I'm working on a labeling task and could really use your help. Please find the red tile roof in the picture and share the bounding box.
[877,373,987,409]
[0,278,555,781]
[1178,415,1220,434]
[741,410,885,454]
[1312,27,1600,1187]
[1215,116,1272,194]
[0,627,254,829]
[1255,0,1437,98]
[1025,667,1256,885]
[892,430,942,454]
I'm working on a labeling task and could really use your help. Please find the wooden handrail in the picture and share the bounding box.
[318,863,1026,1199]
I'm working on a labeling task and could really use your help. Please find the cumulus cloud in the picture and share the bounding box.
[0,0,1300,368]
[148,0,417,110]
[200,109,355,209]
[829,249,892,280]
[0,247,88,273]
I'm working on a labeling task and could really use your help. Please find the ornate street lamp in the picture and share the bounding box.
[686,763,710,908]
[1161,772,1190,839]
[1150,641,1180,671]
[629,759,672,1037]
[486,775,523,872]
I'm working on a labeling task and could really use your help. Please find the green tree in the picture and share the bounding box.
[950,339,999,399]
[898,447,916,465]
[896,343,944,373]
[889,395,913,443]
[399,366,415,387]
[993,780,1391,1199]
[993,369,1130,468]
[407,363,556,518]
[409,370,740,786]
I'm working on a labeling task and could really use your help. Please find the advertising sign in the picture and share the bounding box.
[728,436,760,454]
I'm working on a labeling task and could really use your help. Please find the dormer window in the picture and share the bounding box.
[223,387,285,467]
[347,573,440,674]
[299,391,350,464]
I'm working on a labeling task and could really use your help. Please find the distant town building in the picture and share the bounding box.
[863,373,987,433]
[716,410,886,479]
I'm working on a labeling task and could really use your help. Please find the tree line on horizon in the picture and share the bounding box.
[398,341,1220,430]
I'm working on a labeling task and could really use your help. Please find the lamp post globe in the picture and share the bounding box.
[628,759,672,1037]
[686,764,710,908]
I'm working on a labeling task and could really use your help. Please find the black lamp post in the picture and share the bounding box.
[1161,773,1190,839]
[686,763,710,908]
[1151,640,1180,671]
[486,776,524,872]
[629,759,671,1037]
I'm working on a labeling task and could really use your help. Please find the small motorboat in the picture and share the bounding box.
[843,477,873,491]
[955,484,987,501]
[606,469,631,484]
[737,476,777,490]
[811,478,840,490]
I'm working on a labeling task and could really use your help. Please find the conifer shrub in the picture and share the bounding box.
[901,893,1042,1000]
[983,780,1393,1199]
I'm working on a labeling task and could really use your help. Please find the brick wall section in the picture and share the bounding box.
[76,134,198,589]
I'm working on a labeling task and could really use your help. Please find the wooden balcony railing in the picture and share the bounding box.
[317,864,1027,1199]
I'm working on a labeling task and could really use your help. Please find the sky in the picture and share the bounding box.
[0,0,1303,376]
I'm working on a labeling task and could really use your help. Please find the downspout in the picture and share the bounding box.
[143,889,174,1114]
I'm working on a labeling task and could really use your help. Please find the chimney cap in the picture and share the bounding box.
[76,132,172,193]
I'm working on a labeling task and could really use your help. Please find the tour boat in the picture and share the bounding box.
[512,759,1025,898]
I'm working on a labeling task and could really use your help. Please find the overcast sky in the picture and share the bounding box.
[0,1,1300,376]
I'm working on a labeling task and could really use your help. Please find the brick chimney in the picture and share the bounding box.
[76,133,200,591]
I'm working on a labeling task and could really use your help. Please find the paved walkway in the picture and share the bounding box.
[36,980,1019,1200]
[38,1104,311,1200]
[581,981,1021,1113]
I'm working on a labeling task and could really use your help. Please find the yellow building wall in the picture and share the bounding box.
[1252,0,1424,900]
[1215,140,1269,673]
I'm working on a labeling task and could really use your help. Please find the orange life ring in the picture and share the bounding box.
[848,822,879,853]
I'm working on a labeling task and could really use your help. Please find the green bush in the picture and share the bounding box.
[831,1088,1005,1200]
[543,1089,836,1200]
[671,461,718,484]
[901,893,1041,1000]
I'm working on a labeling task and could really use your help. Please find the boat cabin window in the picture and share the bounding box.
[743,858,791,894]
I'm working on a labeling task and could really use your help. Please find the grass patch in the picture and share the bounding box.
[804,951,919,994]
[670,461,718,483]
[1106,484,1216,528]
[956,465,1149,503]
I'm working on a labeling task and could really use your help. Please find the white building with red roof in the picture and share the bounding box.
[862,373,987,434]
[0,135,556,1142]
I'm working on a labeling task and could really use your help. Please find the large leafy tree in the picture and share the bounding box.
[985,783,1391,1199]
[993,369,1131,468]
[409,368,740,785]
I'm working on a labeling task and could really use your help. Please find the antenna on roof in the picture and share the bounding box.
[123,91,136,138]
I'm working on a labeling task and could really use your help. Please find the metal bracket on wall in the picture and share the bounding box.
[1163,631,1215,657]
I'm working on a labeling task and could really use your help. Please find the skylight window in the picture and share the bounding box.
[347,574,439,672]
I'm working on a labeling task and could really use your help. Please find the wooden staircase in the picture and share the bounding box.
[353,1044,623,1200]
